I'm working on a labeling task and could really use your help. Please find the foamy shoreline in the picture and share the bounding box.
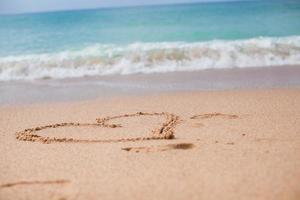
[1,36,300,81]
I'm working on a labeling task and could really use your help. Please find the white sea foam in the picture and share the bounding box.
[1,36,300,81]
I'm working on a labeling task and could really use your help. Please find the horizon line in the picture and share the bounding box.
[0,0,256,16]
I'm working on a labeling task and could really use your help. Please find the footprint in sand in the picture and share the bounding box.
[15,112,180,144]
[0,180,70,189]
[121,143,195,153]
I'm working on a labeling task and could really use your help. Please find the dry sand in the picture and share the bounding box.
[0,89,300,200]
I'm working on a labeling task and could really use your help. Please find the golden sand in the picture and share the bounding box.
[0,89,300,200]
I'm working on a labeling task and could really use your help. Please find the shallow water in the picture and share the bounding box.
[0,0,300,81]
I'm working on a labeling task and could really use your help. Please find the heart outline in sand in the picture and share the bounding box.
[16,112,180,144]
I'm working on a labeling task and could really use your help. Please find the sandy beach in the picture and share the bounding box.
[1,88,300,200]
[1,0,300,199]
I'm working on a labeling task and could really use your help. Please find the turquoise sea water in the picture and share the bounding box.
[0,0,300,80]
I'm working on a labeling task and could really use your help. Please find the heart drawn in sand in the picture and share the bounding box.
[16,112,180,144]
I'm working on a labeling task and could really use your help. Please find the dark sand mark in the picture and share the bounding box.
[16,112,180,144]
[0,180,70,189]
[190,113,239,120]
[122,143,194,153]
[170,143,194,149]
[226,142,235,145]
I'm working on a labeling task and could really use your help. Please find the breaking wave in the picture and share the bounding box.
[1,36,300,81]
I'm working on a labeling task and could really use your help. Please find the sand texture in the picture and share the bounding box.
[0,89,300,200]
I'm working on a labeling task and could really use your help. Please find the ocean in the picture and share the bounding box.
[0,0,300,81]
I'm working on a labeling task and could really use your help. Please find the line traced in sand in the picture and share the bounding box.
[190,113,239,120]
[0,180,70,189]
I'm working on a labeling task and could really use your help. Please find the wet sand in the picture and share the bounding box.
[0,89,300,200]
[1,65,300,105]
